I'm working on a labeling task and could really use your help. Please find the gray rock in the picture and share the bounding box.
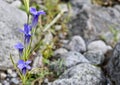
[60,39,69,44]
[3,80,10,85]
[49,63,106,85]
[58,3,69,13]
[11,72,17,78]
[2,0,16,3]
[88,40,112,54]
[44,78,49,84]
[67,36,86,53]
[68,2,120,44]
[106,42,120,85]
[60,51,89,68]
[55,25,62,31]
[10,78,20,85]
[43,32,53,45]
[53,48,68,58]
[0,72,7,80]
[101,31,115,46]
[0,0,27,70]
[33,54,43,68]
[49,59,66,77]
[84,51,105,65]
[7,69,12,75]
[70,0,91,5]
[10,0,22,8]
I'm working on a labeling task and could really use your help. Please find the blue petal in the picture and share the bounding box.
[25,60,32,64]
[17,60,25,70]
[24,24,30,34]
[18,60,24,64]
[37,10,46,16]
[31,16,39,27]
[26,65,31,70]
[17,64,24,70]
[22,68,27,75]
[30,7,37,15]
[25,34,31,43]
[15,43,24,49]
[19,29,25,34]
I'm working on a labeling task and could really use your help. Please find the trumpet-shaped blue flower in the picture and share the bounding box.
[20,24,31,44]
[17,60,31,75]
[15,43,24,54]
[30,7,45,27]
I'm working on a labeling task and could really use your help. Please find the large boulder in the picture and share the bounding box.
[106,43,120,85]
[49,63,106,85]
[0,0,27,70]
[68,1,120,45]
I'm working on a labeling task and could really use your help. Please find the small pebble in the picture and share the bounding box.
[7,69,12,74]
[6,78,10,81]
[11,78,20,85]
[0,83,2,85]
[0,72,7,80]
[3,80,10,85]
[88,40,112,54]
[54,48,68,57]
[58,3,68,12]
[55,25,62,31]
[68,35,86,53]
[44,78,49,83]
[11,72,17,78]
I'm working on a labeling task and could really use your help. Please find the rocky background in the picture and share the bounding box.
[1,0,120,85]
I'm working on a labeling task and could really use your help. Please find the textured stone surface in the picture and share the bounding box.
[10,78,20,85]
[10,0,22,8]
[67,35,86,53]
[49,63,106,85]
[106,43,120,85]
[0,0,27,70]
[53,48,68,58]
[2,0,16,3]
[88,40,112,54]
[32,54,43,68]
[68,1,120,44]
[70,0,91,5]
[84,51,105,65]
[60,51,89,68]
[0,72,7,80]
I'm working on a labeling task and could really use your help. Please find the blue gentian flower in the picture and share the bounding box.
[17,60,31,75]
[20,24,31,44]
[15,43,24,54]
[30,7,45,27]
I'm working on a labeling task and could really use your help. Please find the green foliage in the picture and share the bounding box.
[26,67,50,85]
[22,0,30,14]
[109,26,119,42]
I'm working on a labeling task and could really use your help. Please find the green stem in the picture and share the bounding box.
[22,75,26,85]
[27,14,30,24]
